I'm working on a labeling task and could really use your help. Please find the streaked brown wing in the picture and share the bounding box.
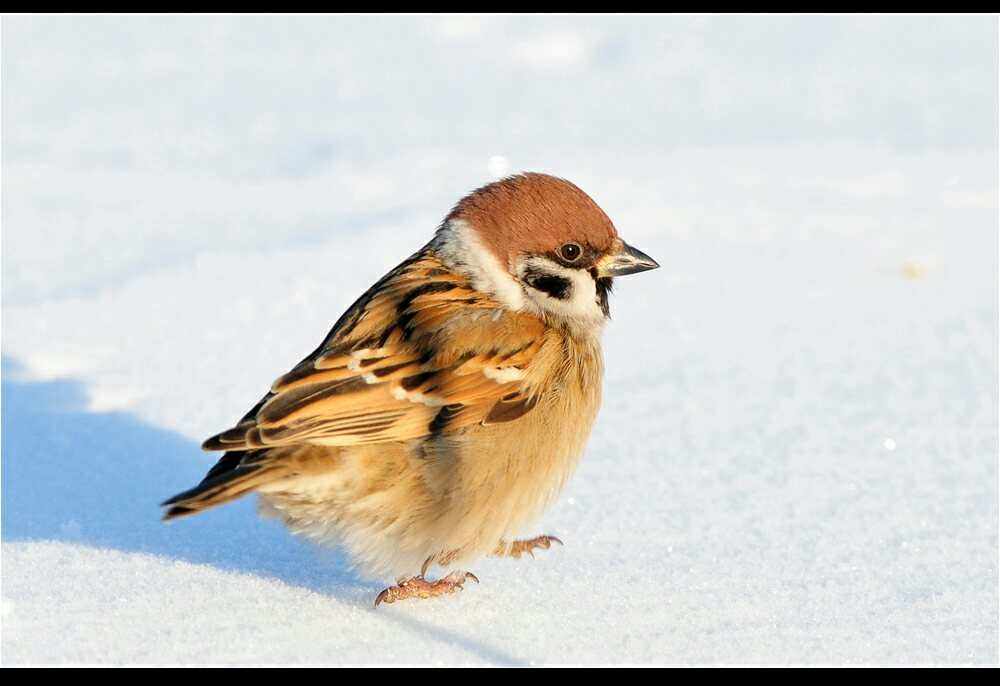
[203,248,550,451]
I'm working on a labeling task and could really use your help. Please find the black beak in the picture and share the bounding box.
[598,241,660,277]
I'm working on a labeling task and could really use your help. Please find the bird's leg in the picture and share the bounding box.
[374,570,479,607]
[494,535,563,559]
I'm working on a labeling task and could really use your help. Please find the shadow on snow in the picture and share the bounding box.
[1,356,529,664]
[0,356,372,594]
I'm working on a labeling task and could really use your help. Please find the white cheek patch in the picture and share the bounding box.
[433,219,526,311]
[517,256,606,330]
[432,220,606,333]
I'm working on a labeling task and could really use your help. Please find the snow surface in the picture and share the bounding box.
[2,15,998,665]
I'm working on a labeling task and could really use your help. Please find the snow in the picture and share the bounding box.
[2,15,997,665]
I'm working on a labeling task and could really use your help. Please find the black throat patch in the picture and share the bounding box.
[595,276,613,318]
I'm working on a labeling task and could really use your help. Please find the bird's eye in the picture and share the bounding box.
[559,243,583,262]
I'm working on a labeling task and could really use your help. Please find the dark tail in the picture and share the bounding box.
[161,451,284,521]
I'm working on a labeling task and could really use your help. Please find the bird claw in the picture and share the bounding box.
[374,571,479,608]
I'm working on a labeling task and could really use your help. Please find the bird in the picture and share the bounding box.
[162,172,658,606]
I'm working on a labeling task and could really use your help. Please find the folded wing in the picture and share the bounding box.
[202,249,551,451]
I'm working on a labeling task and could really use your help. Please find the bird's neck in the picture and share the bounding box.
[432,219,608,341]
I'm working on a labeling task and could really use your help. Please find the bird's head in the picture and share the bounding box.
[435,172,658,334]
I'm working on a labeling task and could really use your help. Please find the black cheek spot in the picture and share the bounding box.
[533,275,571,300]
[524,267,572,300]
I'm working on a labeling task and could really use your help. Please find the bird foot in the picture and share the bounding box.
[503,534,563,559]
[374,571,479,607]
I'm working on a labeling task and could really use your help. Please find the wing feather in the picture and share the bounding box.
[203,248,553,451]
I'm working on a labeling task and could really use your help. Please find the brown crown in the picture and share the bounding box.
[446,173,618,266]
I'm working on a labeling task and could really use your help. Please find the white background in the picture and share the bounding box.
[2,14,997,664]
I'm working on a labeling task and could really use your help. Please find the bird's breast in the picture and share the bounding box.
[440,334,604,539]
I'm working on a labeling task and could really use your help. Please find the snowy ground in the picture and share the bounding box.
[2,15,997,665]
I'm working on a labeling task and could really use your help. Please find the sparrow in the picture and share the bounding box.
[162,172,658,606]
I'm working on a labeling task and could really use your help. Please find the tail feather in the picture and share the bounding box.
[161,454,284,521]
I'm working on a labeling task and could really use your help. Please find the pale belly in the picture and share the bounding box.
[258,345,603,580]
[260,376,600,578]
